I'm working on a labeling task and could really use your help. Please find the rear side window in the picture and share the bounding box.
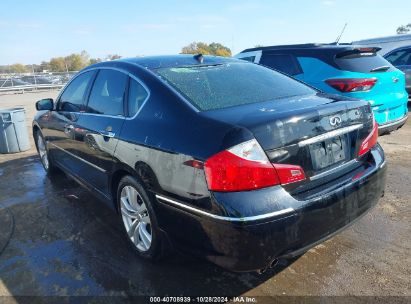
[87,70,128,116]
[385,48,411,66]
[335,53,395,73]
[260,53,303,76]
[128,78,149,117]
[59,71,94,112]
[155,62,315,111]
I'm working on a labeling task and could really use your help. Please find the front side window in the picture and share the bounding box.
[58,71,94,112]
[155,62,315,111]
[128,78,149,117]
[87,69,128,116]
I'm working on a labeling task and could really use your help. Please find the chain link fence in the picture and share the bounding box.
[0,72,78,93]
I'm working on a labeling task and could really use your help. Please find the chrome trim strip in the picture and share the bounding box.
[310,159,358,181]
[49,142,106,173]
[378,115,408,129]
[298,124,363,147]
[155,194,294,222]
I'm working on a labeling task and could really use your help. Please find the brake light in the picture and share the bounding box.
[325,78,377,92]
[204,139,305,192]
[358,120,378,157]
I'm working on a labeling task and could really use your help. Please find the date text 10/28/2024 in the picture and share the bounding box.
[149,296,257,303]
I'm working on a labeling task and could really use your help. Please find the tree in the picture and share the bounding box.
[181,42,232,57]
[9,63,29,73]
[89,58,102,65]
[397,23,411,34]
[64,50,90,71]
[49,57,67,72]
[65,54,83,71]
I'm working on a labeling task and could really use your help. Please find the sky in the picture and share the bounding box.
[1,0,411,65]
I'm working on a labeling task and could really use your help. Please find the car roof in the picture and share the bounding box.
[354,34,411,45]
[240,43,361,53]
[118,54,238,70]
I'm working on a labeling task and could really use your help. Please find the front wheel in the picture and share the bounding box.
[35,131,58,175]
[117,175,165,260]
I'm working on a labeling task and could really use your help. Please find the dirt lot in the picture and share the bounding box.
[0,90,410,301]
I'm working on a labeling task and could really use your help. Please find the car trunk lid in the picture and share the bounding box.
[201,93,373,182]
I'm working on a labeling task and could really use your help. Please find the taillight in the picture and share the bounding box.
[273,164,306,185]
[358,119,378,157]
[325,78,377,92]
[204,139,305,192]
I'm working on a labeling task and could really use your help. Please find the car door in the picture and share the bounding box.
[73,68,128,196]
[45,70,96,173]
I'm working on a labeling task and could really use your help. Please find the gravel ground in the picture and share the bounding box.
[0,90,410,302]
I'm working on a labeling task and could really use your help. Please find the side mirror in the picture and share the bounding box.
[36,98,54,111]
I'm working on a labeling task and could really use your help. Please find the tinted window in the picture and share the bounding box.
[335,53,395,73]
[155,62,315,111]
[128,78,149,117]
[239,56,256,62]
[87,70,127,116]
[260,54,303,76]
[385,49,411,66]
[59,71,94,112]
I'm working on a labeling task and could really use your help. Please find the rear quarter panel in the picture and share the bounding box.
[112,67,255,213]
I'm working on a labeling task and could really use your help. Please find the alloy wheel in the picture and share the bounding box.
[37,135,49,170]
[120,185,152,252]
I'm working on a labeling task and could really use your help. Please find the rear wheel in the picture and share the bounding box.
[117,175,164,260]
[35,131,58,175]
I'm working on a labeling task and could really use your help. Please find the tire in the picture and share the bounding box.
[35,130,58,175]
[117,175,164,260]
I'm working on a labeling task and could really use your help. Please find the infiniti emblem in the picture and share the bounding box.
[329,115,342,127]
[392,77,399,83]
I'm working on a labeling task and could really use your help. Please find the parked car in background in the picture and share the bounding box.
[20,75,54,85]
[236,44,409,134]
[353,34,411,55]
[354,35,411,95]
[0,78,30,87]
[33,55,386,273]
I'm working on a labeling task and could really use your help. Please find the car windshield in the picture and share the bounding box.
[154,61,316,111]
[335,53,395,73]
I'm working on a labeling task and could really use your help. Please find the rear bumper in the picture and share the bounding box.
[378,114,408,134]
[155,145,387,272]
[372,95,408,128]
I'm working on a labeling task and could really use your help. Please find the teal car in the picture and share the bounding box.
[236,44,408,134]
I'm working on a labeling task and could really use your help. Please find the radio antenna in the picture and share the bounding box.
[335,23,348,45]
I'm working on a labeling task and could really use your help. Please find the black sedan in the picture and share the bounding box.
[33,55,386,272]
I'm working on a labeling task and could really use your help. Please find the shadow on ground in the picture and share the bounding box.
[0,155,297,298]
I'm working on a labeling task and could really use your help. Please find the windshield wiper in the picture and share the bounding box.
[370,66,390,72]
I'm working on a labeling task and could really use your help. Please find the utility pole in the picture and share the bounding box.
[32,64,37,91]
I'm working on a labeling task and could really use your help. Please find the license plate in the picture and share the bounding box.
[309,136,347,171]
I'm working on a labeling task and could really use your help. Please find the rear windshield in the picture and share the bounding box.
[335,53,395,73]
[155,62,315,111]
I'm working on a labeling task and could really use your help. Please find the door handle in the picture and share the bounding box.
[99,130,115,138]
